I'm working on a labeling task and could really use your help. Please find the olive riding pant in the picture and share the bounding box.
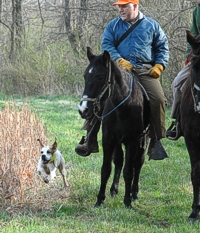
[136,65,167,139]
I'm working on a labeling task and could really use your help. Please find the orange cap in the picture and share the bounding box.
[112,0,139,6]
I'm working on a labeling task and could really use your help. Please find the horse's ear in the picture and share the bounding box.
[102,50,111,68]
[186,30,199,51]
[87,47,95,61]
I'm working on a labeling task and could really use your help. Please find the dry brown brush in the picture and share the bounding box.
[0,102,69,215]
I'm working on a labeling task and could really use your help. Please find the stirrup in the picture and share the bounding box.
[166,121,181,140]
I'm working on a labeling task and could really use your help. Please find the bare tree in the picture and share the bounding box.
[0,0,198,96]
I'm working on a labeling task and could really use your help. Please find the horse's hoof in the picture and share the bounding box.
[132,196,139,202]
[188,212,200,221]
[110,189,118,197]
[94,201,103,208]
[125,204,133,209]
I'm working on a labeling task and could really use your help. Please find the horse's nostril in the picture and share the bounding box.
[81,109,89,119]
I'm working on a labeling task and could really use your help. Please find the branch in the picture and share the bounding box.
[37,0,44,26]
[0,20,12,32]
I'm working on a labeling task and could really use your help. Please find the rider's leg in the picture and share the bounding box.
[136,66,169,160]
[166,63,190,140]
[75,117,101,156]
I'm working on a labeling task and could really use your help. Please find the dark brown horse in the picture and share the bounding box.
[181,30,200,220]
[78,47,152,208]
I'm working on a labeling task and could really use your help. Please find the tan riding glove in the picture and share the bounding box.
[117,58,134,72]
[149,64,164,78]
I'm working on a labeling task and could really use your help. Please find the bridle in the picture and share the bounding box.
[190,54,200,113]
[81,59,112,120]
[191,83,200,113]
[81,59,133,121]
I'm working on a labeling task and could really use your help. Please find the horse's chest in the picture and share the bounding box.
[106,113,142,137]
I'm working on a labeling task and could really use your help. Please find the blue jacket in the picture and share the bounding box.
[102,12,169,69]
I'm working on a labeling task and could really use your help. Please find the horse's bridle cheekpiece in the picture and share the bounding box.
[190,55,200,113]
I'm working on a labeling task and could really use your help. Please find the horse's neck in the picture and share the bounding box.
[112,70,131,100]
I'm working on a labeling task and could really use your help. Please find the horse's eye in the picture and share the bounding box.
[96,75,104,81]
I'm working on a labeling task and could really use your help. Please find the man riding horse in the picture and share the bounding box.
[75,0,169,160]
[166,4,200,140]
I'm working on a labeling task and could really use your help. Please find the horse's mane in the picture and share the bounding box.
[183,33,200,93]
[191,33,200,67]
[111,59,140,83]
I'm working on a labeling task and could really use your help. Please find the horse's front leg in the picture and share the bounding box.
[189,157,200,220]
[94,141,114,207]
[189,185,200,220]
[110,144,124,197]
[123,144,137,208]
[132,145,145,201]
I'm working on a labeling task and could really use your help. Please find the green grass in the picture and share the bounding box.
[0,94,200,233]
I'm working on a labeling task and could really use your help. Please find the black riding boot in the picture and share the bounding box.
[147,116,169,160]
[147,139,169,160]
[166,106,182,140]
[75,119,101,157]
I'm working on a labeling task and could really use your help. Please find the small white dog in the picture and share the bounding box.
[37,138,67,188]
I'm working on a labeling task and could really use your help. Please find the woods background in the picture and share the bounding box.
[0,0,199,104]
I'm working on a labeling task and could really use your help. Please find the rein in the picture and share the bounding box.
[190,56,200,113]
[194,83,200,91]
[191,84,200,113]
[98,74,133,121]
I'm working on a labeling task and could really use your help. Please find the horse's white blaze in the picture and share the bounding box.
[89,67,93,73]
[78,95,88,112]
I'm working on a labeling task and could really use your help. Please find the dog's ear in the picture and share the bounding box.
[37,139,44,148]
[51,138,57,152]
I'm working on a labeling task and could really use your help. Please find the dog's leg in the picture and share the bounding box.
[58,159,67,188]
[38,158,49,183]
[61,169,67,189]
[49,166,57,180]
[38,168,50,183]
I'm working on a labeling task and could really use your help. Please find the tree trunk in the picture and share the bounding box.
[9,0,15,62]
[15,0,23,49]
[64,0,77,53]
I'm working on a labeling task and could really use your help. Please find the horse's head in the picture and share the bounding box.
[78,47,112,120]
[187,30,200,112]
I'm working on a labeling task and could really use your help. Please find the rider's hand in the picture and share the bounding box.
[117,58,134,72]
[149,64,164,78]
